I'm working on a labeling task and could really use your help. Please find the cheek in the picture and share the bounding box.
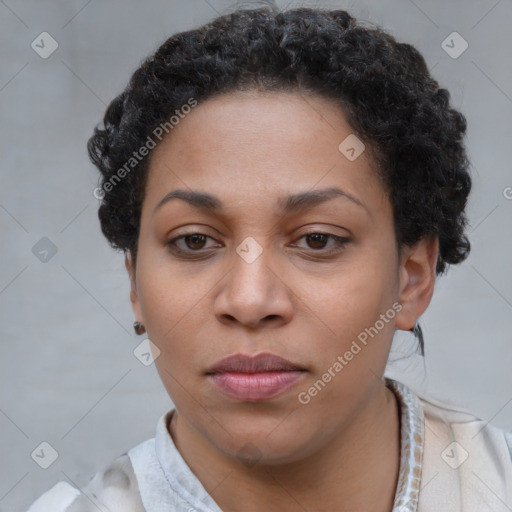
[293,269,397,428]
[311,260,395,336]
[135,255,228,403]
[303,252,398,375]
[136,259,202,361]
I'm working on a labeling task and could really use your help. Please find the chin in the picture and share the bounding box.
[206,419,316,467]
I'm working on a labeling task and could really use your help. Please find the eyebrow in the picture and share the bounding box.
[153,186,369,216]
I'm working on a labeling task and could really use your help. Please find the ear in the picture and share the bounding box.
[125,251,143,323]
[395,235,439,331]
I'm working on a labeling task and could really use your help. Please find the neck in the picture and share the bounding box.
[169,381,401,512]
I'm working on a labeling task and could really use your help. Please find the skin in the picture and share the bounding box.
[125,90,439,512]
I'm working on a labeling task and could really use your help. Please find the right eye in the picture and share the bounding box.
[166,233,222,257]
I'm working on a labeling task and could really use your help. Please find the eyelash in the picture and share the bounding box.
[166,231,350,258]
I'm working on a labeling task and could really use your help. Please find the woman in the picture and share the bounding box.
[27,5,512,512]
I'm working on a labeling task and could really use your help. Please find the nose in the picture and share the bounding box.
[213,243,294,330]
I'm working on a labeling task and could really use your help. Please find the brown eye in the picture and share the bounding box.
[182,234,207,250]
[166,233,219,255]
[293,232,350,256]
[305,233,329,249]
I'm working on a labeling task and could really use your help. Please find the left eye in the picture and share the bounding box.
[293,232,350,253]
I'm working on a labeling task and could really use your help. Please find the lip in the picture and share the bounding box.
[207,352,304,374]
[207,352,306,401]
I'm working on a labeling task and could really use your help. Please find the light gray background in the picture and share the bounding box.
[1,0,511,510]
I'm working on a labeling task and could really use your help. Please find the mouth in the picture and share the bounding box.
[206,352,306,401]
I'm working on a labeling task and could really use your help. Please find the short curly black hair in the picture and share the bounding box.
[87,5,472,354]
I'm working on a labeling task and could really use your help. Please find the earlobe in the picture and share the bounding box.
[395,236,439,331]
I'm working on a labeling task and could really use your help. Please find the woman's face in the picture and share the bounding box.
[126,91,436,464]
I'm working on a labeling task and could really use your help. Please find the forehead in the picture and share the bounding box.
[142,90,389,218]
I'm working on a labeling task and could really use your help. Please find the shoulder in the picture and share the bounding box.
[418,393,512,459]
[420,393,511,441]
[416,393,512,511]
[26,453,145,512]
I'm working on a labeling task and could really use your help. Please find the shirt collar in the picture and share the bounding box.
[386,378,425,512]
